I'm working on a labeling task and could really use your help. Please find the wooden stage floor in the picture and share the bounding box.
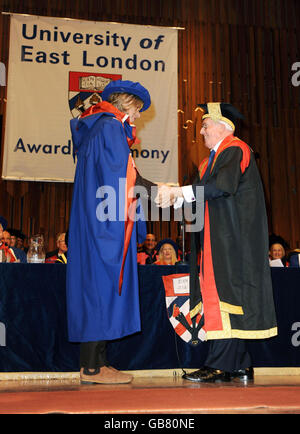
[1,370,300,415]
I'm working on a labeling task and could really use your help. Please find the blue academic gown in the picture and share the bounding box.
[66,108,145,342]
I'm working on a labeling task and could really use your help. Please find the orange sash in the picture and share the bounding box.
[80,101,140,147]
[198,135,251,332]
[118,154,137,295]
[199,135,251,180]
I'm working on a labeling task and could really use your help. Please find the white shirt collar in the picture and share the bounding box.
[212,139,223,153]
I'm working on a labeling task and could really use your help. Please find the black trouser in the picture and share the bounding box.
[80,341,107,369]
[204,338,252,372]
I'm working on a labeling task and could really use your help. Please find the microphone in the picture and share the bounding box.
[176,174,189,265]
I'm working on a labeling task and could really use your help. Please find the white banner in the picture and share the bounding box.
[2,15,178,183]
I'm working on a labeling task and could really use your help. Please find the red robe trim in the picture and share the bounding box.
[199,135,251,179]
[118,154,137,295]
[0,244,16,262]
[200,204,223,331]
[80,101,140,147]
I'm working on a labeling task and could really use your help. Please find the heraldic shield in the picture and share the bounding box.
[162,274,206,346]
[68,71,122,118]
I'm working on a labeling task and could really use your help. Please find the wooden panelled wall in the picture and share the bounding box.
[0,0,299,251]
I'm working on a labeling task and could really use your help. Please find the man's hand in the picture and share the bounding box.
[154,185,183,208]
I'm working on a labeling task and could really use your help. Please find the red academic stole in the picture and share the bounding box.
[118,154,137,295]
[0,244,16,262]
[199,134,251,180]
[80,101,140,147]
[198,135,251,332]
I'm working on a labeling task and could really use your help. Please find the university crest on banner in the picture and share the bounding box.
[68,71,122,118]
[162,274,206,346]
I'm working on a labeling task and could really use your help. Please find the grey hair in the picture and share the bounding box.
[217,120,234,132]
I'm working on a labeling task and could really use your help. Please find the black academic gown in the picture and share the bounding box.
[189,134,277,341]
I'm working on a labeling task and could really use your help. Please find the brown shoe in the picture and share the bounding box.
[80,366,133,384]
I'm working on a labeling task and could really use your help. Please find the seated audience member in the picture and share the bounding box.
[8,229,27,251]
[137,233,157,264]
[45,232,68,263]
[55,230,68,264]
[154,238,178,265]
[269,234,289,267]
[3,229,27,263]
[16,231,26,251]
[288,248,300,268]
[0,217,16,263]
[9,229,17,248]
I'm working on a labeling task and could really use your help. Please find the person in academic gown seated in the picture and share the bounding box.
[137,233,157,264]
[67,80,157,384]
[45,232,68,264]
[153,238,178,265]
[0,217,16,263]
[2,229,27,263]
[155,103,277,383]
[288,249,300,267]
[268,233,289,267]
[55,230,68,264]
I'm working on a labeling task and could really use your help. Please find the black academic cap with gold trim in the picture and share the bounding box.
[269,233,290,250]
[198,103,244,131]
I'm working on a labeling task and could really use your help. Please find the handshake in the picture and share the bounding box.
[154,184,184,208]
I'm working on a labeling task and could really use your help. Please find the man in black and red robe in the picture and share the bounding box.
[156,103,277,382]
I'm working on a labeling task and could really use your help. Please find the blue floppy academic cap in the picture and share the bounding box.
[155,238,179,256]
[198,103,244,131]
[102,80,151,112]
[0,216,8,230]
